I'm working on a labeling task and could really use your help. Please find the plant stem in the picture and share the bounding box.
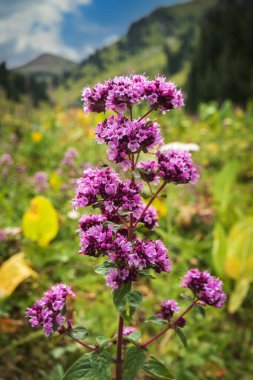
[138,108,153,122]
[140,299,197,349]
[116,315,124,380]
[133,180,167,228]
[72,337,99,352]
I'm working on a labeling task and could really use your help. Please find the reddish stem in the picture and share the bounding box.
[116,315,124,380]
[138,108,153,122]
[133,181,167,228]
[140,299,197,349]
[73,338,99,352]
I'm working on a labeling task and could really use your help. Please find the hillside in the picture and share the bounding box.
[14,53,77,79]
[53,0,216,107]
[187,0,253,111]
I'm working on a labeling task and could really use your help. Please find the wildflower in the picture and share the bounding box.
[33,171,49,192]
[157,299,181,320]
[144,76,184,112]
[123,326,137,336]
[0,153,13,165]
[26,284,75,336]
[139,205,158,230]
[157,149,199,184]
[137,160,159,183]
[181,269,227,308]
[62,147,78,167]
[96,115,163,169]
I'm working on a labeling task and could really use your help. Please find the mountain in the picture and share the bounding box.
[54,0,216,107]
[14,53,77,80]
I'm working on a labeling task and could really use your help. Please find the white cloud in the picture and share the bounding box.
[104,34,119,46]
[0,0,92,67]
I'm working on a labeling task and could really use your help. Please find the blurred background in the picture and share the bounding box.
[0,0,253,379]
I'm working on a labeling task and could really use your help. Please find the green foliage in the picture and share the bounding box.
[63,352,111,380]
[70,327,89,340]
[145,315,168,327]
[123,346,146,380]
[187,0,253,111]
[143,355,175,379]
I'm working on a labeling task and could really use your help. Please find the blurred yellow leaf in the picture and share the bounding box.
[22,196,59,246]
[31,131,42,143]
[49,171,62,192]
[228,278,250,314]
[0,252,37,298]
[225,217,253,281]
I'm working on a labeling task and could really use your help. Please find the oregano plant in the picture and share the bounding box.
[26,74,227,380]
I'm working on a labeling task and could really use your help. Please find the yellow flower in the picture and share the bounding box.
[31,131,42,143]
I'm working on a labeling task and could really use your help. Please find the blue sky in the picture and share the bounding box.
[0,0,185,68]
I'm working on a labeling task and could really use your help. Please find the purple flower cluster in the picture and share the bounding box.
[96,115,163,169]
[157,149,199,184]
[72,167,142,218]
[26,284,75,336]
[62,147,78,167]
[137,160,159,184]
[182,269,227,308]
[79,222,171,288]
[139,205,158,230]
[79,213,106,232]
[157,299,181,320]
[33,171,49,192]
[82,74,183,115]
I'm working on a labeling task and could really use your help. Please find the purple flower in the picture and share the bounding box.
[72,167,120,209]
[157,299,181,320]
[139,205,158,230]
[62,147,78,167]
[0,153,13,166]
[79,214,106,232]
[137,160,159,184]
[123,326,137,336]
[0,229,7,242]
[157,149,199,184]
[96,115,163,169]
[33,171,49,192]
[26,284,75,336]
[131,238,171,273]
[105,74,147,113]
[106,267,134,290]
[82,82,110,114]
[144,76,184,112]
[181,269,227,308]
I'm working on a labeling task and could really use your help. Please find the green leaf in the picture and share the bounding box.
[174,327,188,348]
[113,283,131,315]
[138,269,156,279]
[102,221,123,230]
[228,278,250,314]
[194,305,206,318]
[118,210,133,216]
[145,315,168,326]
[96,336,111,346]
[123,346,146,380]
[70,327,89,340]
[180,293,194,301]
[212,223,227,277]
[63,352,111,380]
[94,261,115,276]
[127,291,142,319]
[126,331,141,343]
[143,356,175,379]
[133,170,141,179]
[62,352,95,380]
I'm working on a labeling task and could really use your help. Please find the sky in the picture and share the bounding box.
[0,0,185,69]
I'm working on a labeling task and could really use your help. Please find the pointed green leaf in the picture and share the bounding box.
[174,327,188,348]
[70,327,89,340]
[145,315,168,326]
[113,283,131,315]
[123,346,146,380]
[143,356,175,379]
